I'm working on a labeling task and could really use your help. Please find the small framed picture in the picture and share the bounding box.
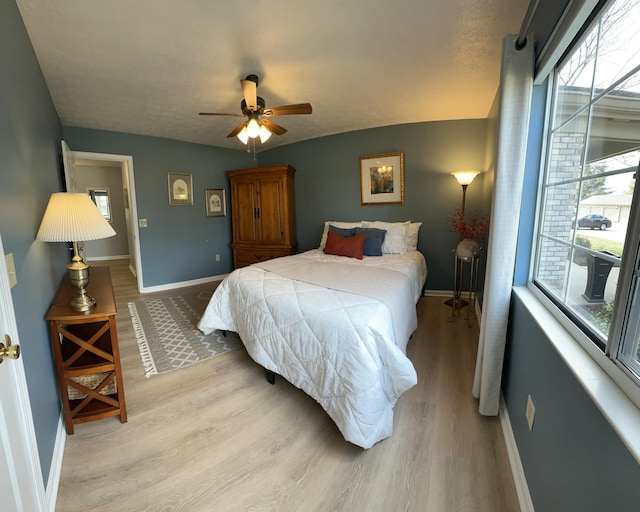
[205,188,226,217]
[168,173,193,205]
[359,152,404,205]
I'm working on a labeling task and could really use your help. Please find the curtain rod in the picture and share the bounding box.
[516,0,541,50]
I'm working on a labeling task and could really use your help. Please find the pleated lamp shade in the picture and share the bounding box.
[37,192,116,242]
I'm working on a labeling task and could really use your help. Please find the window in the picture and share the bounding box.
[533,0,640,387]
[88,188,112,222]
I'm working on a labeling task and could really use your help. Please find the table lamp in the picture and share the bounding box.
[37,192,116,311]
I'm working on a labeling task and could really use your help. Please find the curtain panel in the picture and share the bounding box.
[472,34,534,415]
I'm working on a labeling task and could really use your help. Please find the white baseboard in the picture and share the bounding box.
[423,289,452,297]
[140,273,228,294]
[86,255,130,261]
[499,394,535,512]
[45,414,66,512]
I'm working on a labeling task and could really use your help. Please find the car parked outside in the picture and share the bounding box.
[576,214,612,230]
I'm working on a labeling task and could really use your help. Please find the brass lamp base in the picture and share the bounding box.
[67,243,96,312]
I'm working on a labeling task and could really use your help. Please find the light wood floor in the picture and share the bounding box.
[54,259,519,512]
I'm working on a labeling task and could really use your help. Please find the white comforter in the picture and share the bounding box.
[198,249,427,448]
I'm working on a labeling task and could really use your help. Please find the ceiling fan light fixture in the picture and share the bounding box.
[237,126,249,144]
[258,125,272,143]
[246,118,260,138]
[199,74,312,145]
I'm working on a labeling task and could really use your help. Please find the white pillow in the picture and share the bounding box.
[319,221,364,249]
[362,221,410,254]
[406,222,422,251]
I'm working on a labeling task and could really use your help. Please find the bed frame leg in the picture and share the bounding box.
[266,369,276,385]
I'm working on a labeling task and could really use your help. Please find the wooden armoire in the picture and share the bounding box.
[228,164,297,268]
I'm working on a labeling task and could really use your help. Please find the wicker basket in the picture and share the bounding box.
[67,372,117,400]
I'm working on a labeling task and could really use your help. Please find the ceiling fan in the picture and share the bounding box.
[199,74,312,144]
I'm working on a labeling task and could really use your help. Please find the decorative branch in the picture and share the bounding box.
[447,208,489,239]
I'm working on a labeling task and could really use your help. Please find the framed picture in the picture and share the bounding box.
[168,173,193,205]
[359,152,404,205]
[205,188,226,217]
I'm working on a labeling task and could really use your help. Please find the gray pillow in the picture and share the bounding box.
[355,227,386,256]
[329,225,357,238]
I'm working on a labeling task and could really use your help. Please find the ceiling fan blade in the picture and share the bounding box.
[263,103,312,116]
[261,118,287,136]
[226,121,247,138]
[241,79,258,111]
[199,112,244,117]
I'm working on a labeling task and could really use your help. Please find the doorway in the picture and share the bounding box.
[61,141,143,292]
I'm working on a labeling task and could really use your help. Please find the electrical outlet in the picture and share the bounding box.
[139,219,148,228]
[526,394,536,431]
[215,254,220,262]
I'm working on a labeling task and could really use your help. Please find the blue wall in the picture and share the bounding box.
[246,120,490,291]
[0,0,68,482]
[504,295,640,511]
[62,128,254,287]
[66,120,490,292]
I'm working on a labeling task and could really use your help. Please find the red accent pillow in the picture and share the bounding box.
[323,231,365,259]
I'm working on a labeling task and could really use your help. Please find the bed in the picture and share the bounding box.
[197,221,427,448]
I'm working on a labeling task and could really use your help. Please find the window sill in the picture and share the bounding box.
[514,286,640,464]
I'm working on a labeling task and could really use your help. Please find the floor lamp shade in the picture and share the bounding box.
[37,193,116,311]
[451,171,480,187]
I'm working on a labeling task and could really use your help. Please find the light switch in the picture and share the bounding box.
[139,219,148,228]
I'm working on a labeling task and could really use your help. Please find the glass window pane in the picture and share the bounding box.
[547,112,588,184]
[569,248,619,339]
[538,149,634,343]
[553,32,597,127]
[536,237,571,299]
[593,0,640,93]
[620,275,640,379]
[619,335,640,379]
[88,188,112,222]
[541,181,578,243]
[589,74,640,166]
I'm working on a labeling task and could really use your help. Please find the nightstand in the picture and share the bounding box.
[46,266,127,434]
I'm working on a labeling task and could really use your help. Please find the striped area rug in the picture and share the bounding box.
[128,291,241,377]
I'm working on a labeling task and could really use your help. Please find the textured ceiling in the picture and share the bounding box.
[16,0,531,151]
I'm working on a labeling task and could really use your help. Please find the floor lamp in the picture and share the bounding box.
[446,171,480,308]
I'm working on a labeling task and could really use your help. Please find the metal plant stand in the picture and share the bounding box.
[450,249,480,326]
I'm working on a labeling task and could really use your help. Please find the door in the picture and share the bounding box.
[61,140,78,192]
[256,177,285,245]
[0,235,46,511]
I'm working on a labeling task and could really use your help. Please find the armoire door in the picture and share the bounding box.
[231,177,258,244]
[256,176,286,245]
